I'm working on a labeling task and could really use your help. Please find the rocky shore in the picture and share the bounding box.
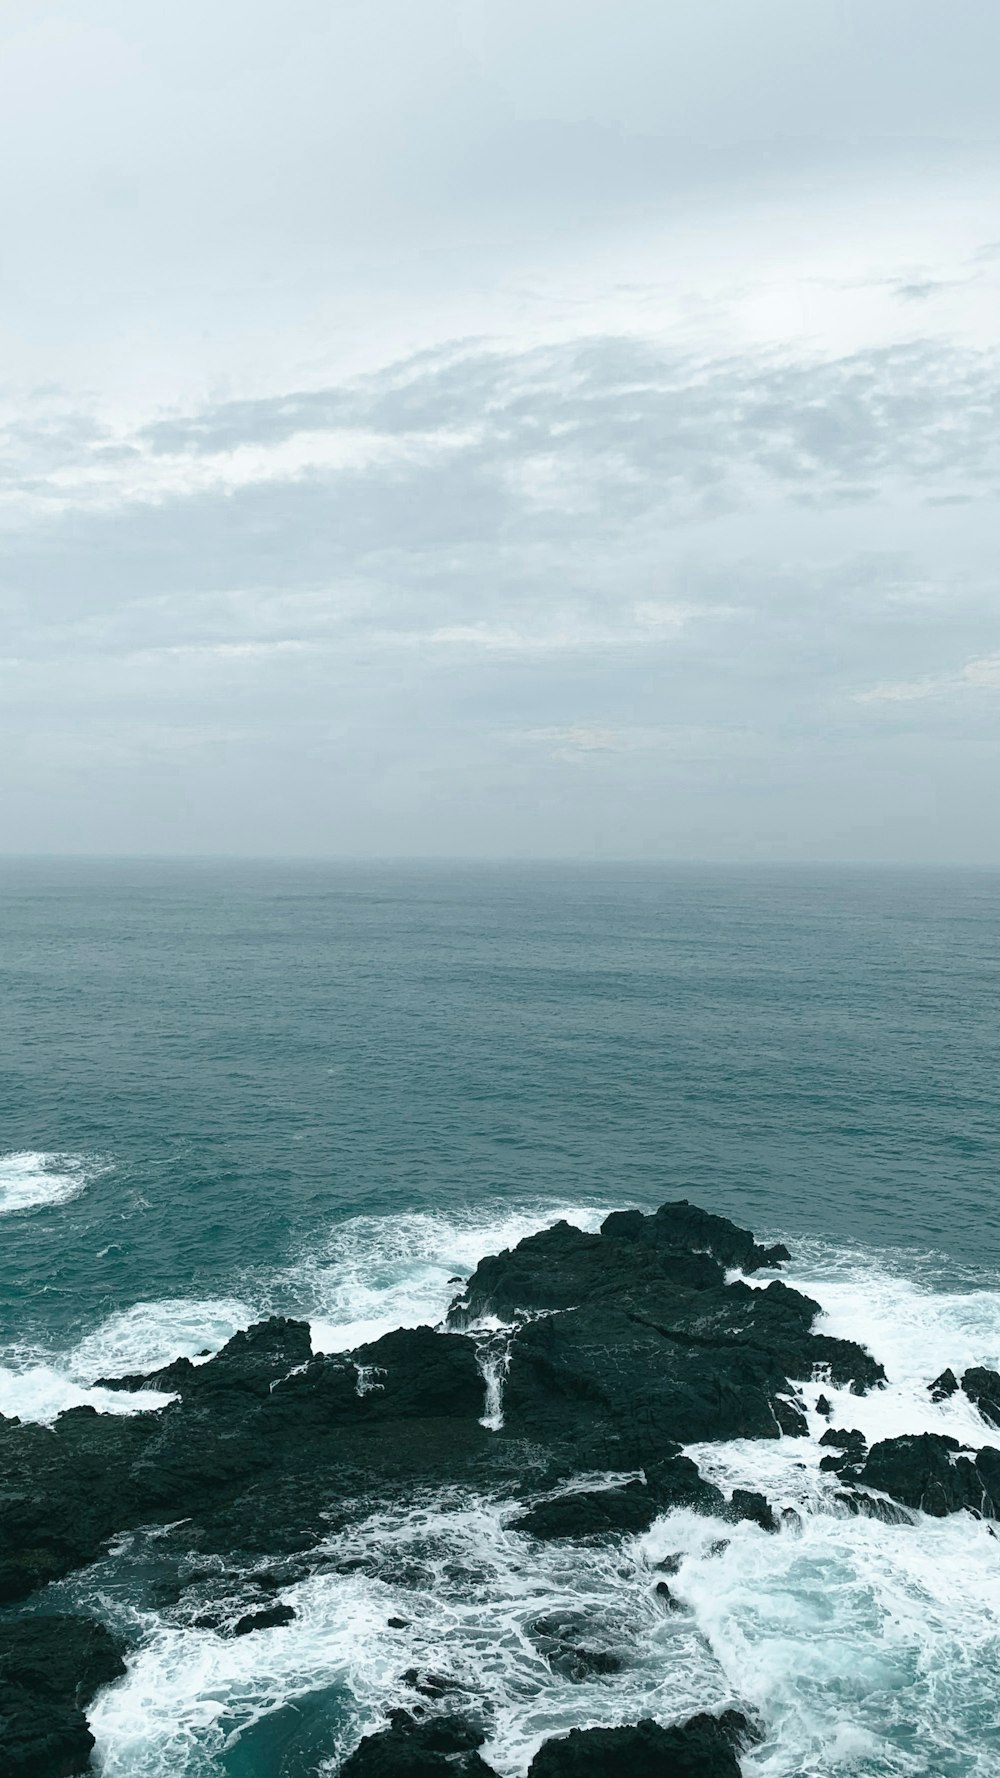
[2,1200,997,1776]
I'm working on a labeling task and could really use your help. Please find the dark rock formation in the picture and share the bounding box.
[962,1367,1000,1430]
[339,1712,499,1778]
[231,1601,296,1636]
[454,1213,879,1474]
[93,1314,313,1397]
[1,1202,882,1611]
[818,1427,867,1477]
[512,1456,726,1542]
[729,1489,778,1532]
[512,1482,663,1541]
[525,1711,757,1778]
[860,1433,1000,1518]
[928,1368,958,1402]
[833,1488,913,1525]
[0,1200,888,1773]
[0,1614,125,1778]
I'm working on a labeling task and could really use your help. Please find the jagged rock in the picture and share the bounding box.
[401,1669,463,1699]
[729,1489,778,1532]
[0,1615,125,1778]
[600,1202,789,1273]
[815,1394,832,1417]
[0,1203,882,1613]
[340,1712,499,1778]
[94,1316,313,1397]
[962,1368,1000,1430]
[232,1602,296,1635]
[773,1396,809,1437]
[529,1614,624,1678]
[818,1427,867,1475]
[482,1225,881,1468]
[860,1433,1000,1518]
[834,1488,913,1525]
[526,1711,757,1778]
[819,1427,867,1454]
[512,1482,662,1541]
[928,1368,959,1402]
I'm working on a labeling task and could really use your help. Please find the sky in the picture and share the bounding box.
[2,1,999,861]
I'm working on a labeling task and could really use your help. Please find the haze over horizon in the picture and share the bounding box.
[3,1,1000,863]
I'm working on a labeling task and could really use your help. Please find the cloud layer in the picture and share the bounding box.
[2,3,999,858]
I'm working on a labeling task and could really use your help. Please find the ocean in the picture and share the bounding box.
[2,860,999,1776]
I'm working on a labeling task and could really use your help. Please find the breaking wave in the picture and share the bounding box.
[0,1149,93,1215]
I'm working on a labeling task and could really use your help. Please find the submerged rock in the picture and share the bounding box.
[231,1601,296,1636]
[0,1614,125,1778]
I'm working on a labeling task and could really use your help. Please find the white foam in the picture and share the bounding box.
[0,1297,254,1426]
[0,1149,92,1214]
[784,1252,1000,1449]
[292,1204,606,1355]
[70,1297,255,1382]
[90,1492,730,1778]
[640,1500,1000,1776]
[0,1362,172,1423]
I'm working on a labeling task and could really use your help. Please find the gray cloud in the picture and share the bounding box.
[3,3,1000,858]
[2,330,999,859]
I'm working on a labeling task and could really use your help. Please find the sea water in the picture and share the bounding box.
[1,861,999,1776]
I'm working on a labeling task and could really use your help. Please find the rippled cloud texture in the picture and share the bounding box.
[2,1,999,858]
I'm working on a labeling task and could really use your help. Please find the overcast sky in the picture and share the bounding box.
[2,1,999,861]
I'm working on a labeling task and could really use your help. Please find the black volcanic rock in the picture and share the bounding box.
[492,1262,878,1469]
[512,1482,663,1541]
[526,1711,756,1778]
[601,1202,790,1273]
[0,1614,125,1778]
[928,1368,959,1402]
[0,1202,882,1617]
[93,1316,314,1398]
[962,1368,1000,1430]
[339,1712,499,1778]
[818,1427,867,1476]
[860,1433,1000,1518]
[232,1601,296,1635]
[729,1489,779,1532]
[512,1456,726,1541]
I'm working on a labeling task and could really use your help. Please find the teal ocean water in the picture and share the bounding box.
[2,861,1000,1776]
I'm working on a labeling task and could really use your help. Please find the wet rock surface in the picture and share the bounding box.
[961,1366,1000,1429]
[860,1432,1000,1517]
[0,1614,125,1778]
[525,1710,757,1778]
[339,1711,500,1778]
[0,1202,901,1772]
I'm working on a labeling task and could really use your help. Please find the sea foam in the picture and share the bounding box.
[0,1149,92,1215]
